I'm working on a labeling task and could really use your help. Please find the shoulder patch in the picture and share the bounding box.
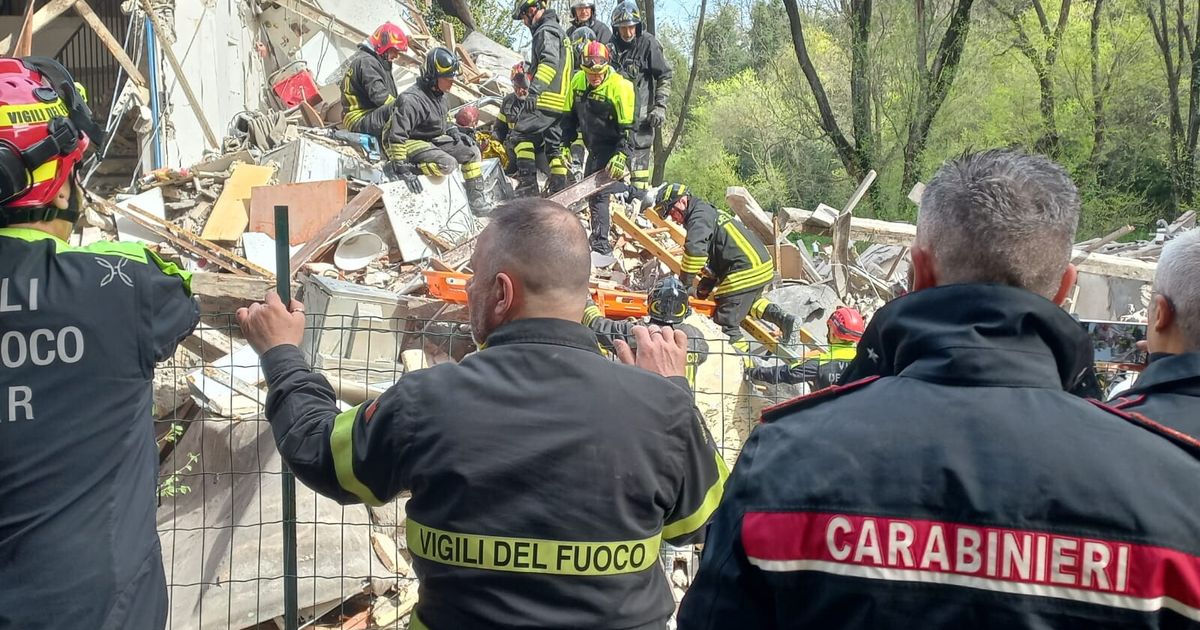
[760,376,881,424]
[1087,398,1200,457]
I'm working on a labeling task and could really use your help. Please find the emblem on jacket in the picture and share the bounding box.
[95,257,133,288]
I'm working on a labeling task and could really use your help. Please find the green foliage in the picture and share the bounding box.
[156,423,198,499]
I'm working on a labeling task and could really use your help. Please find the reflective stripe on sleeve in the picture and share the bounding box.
[406,519,662,576]
[330,404,385,506]
[662,450,730,540]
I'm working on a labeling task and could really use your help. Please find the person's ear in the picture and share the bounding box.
[909,245,938,292]
[1050,263,1078,306]
[494,271,518,320]
[1152,293,1174,332]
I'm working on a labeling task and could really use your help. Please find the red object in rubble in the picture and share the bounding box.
[272,69,321,108]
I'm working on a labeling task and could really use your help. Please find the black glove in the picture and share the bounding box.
[387,162,424,194]
[647,107,666,128]
[696,276,717,300]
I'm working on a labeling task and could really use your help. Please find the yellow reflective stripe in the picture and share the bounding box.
[822,345,857,361]
[343,109,367,128]
[535,64,556,84]
[382,94,395,106]
[405,140,432,152]
[750,297,771,319]
[497,111,508,123]
[419,162,444,176]
[330,404,384,506]
[0,101,68,127]
[386,145,407,160]
[515,142,536,159]
[462,160,482,179]
[410,613,429,630]
[662,450,730,541]
[30,160,57,184]
[538,92,569,111]
[713,262,774,296]
[681,254,707,274]
[583,304,603,326]
[406,519,662,576]
[722,217,764,267]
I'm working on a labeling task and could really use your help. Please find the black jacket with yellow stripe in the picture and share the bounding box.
[582,303,710,388]
[680,197,774,298]
[527,10,573,114]
[341,44,397,131]
[383,79,447,162]
[261,318,727,629]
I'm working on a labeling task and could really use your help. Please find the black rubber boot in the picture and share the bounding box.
[464,178,495,216]
[763,303,800,346]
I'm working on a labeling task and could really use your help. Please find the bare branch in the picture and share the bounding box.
[662,0,707,158]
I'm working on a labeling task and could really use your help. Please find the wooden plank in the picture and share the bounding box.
[124,201,273,276]
[201,164,277,242]
[0,0,76,57]
[725,187,775,245]
[441,19,457,52]
[75,0,150,103]
[415,227,455,252]
[370,532,412,577]
[642,206,685,245]
[248,179,348,245]
[139,0,218,148]
[546,171,613,210]
[831,170,877,298]
[191,272,277,300]
[179,321,240,363]
[9,0,34,57]
[289,184,384,272]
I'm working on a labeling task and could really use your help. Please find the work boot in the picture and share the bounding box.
[513,167,539,197]
[464,178,495,217]
[762,303,800,347]
[547,173,570,195]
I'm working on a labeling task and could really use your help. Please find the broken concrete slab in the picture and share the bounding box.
[114,187,166,243]
[765,284,843,346]
[379,178,478,263]
[248,179,348,244]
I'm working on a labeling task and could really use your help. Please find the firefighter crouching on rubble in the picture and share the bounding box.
[678,148,1200,629]
[585,276,710,388]
[511,0,574,196]
[559,41,635,255]
[611,0,671,193]
[1109,227,1200,437]
[746,306,864,388]
[383,47,493,215]
[651,183,798,361]
[0,57,199,630]
[341,22,408,139]
[238,198,728,629]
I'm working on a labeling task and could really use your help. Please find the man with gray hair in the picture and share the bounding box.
[1110,228,1200,437]
[678,148,1200,629]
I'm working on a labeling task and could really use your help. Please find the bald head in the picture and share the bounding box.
[477,198,591,297]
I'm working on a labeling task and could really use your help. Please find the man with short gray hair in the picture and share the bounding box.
[679,148,1200,629]
[1110,228,1200,437]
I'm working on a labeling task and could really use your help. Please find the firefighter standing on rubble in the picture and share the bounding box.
[652,183,798,360]
[494,62,537,176]
[585,276,710,388]
[0,57,199,630]
[611,0,671,192]
[511,0,574,196]
[567,0,613,47]
[747,307,864,388]
[384,47,493,215]
[238,198,727,629]
[558,41,635,255]
[341,22,408,140]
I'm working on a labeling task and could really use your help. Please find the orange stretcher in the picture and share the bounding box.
[422,270,717,319]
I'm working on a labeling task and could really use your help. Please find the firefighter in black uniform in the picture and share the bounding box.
[0,57,199,630]
[746,307,863,387]
[567,0,613,46]
[341,22,408,140]
[494,62,537,176]
[384,47,493,215]
[585,276,711,389]
[651,183,798,360]
[679,148,1200,630]
[559,41,635,255]
[511,0,574,196]
[611,0,671,193]
[1109,228,1200,437]
[238,198,727,630]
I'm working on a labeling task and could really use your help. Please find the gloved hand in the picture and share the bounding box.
[387,162,424,194]
[679,272,697,296]
[696,276,717,300]
[607,152,628,179]
[647,107,666,128]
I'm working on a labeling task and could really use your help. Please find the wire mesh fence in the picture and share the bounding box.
[154,307,820,629]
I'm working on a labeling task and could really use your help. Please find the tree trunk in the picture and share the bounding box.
[1089,0,1105,173]
[1148,0,1188,210]
[783,0,864,180]
[850,0,874,174]
[1183,0,1200,203]
[901,0,975,195]
[653,0,708,184]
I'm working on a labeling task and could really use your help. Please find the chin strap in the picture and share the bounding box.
[0,205,79,227]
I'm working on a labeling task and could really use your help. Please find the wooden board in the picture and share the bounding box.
[547,171,614,210]
[288,184,384,272]
[248,179,348,245]
[201,164,276,241]
[725,187,775,245]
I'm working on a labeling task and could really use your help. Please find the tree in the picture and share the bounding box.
[901,0,976,196]
[653,0,708,185]
[987,0,1072,156]
[1146,0,1199,207]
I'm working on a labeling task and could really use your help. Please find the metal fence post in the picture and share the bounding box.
[275,205,299,630]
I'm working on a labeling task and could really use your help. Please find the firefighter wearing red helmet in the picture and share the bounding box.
[493,62,538,175]
[341,22,409,139]
[0,57,198,630]
[746,306,864,388]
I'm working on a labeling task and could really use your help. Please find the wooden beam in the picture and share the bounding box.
[725,187,774,245]
[191,272,277,300]
[0,0,77,55]
[139,0,218,148]
[441,19,457,52]
[784,209,1156,282]
[74,0,150,104]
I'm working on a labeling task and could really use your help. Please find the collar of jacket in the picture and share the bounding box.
[532,9,560,31]
[1124,351,1200,398]
[843,283,1094,390]
[683,196,713,222]
[358,42,388,64]
[0,226,67,245]
[483,317,604,355]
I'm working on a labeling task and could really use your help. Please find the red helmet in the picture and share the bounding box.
[0,57,101,223]
[828,307,865,343]
[580,40,610,73]
[370,22,409,57]
[454,104,479,128]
